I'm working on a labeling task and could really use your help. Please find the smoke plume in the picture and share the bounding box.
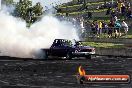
[0,0,79,58]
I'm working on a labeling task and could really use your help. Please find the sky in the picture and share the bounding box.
[14,0,72,10]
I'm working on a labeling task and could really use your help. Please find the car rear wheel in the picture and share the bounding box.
[66,52,72,59]
[33,50,48,59]
[85,55,91,59]
[79,76,85,84]
[44,51,48,59]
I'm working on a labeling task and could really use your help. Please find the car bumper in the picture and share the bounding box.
[72,52,95,55]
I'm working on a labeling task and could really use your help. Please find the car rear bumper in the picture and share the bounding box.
[72,52,95,56]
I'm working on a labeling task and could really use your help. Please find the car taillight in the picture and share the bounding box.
[92,48,95,51]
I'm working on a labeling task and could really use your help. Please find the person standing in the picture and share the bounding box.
[121,20,128,37]
[106,7,112,15]
[95,21,99,37]
[117,0,124,13]
[108,20,114,38]
[98,21,103,35]
[90,21,96,37]
[80,17,85,38]
[114,21,122,38]
[121,3,126,16]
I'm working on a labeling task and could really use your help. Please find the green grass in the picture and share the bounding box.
[70,9,108,15]
[86,31,132,39]
[82,42,125,48]
[89,17,110,22]
[60,4,82,9]
[60,2,105,9]
[57,9,108,16]
[60,0,117,8]
[126,35,132,38]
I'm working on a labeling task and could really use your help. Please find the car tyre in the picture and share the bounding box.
[44,51,48,60]
[85,55,91,59]
[66,52,72,60]
[79,76,85,84]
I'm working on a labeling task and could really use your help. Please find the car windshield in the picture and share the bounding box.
[74,41,82,46]
[53,39,73,46]
[63,40,72,46]
[70,39,83,46]
[53,39,82,46]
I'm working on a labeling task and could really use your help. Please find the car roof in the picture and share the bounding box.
[54,39,70,41]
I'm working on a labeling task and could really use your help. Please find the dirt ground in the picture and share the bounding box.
[0,56,132,88]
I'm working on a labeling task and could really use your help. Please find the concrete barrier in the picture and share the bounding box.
[87,38,132,44]
[96,48,132,57]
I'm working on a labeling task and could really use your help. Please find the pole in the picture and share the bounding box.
[112,0,113,4]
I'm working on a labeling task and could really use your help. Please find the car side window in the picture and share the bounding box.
[52,40,62,47]
[52,39,72,47]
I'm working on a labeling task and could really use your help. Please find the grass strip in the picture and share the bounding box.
[82,42,125,48]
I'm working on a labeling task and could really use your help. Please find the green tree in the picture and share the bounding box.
[14,0,44,26]
[31,2,43,22]
[32,2,43,16]
[14,0,32,20]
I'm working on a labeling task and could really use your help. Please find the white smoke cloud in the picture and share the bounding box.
[0,2,79,58]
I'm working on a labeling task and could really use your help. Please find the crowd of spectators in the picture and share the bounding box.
[56,0,131,38]
[56,15,129,38]
[89,0,131,38]
[74,0,131,38]
[90,17,129,38]
[105,0,132,19]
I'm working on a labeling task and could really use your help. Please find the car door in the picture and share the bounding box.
[49,40,64,56]
[51,44,68,56]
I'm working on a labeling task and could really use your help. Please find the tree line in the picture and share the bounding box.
[2,0,44,26]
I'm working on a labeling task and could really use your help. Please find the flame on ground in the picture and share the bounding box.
[78,66,86,76]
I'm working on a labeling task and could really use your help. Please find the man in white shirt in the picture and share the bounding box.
[121,20,128,37]
[80,17,86,38]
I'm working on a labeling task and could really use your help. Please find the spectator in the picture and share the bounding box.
[126,7,132,18]
[108,20,114,38]
[114,21,122,38]
[111,10,116,17]
[87,12,92,19]
[98,21,103,35]
[78,0,84,4]
[117,0,124,13]
[114,16,118,22]
[66,13,69,17]
[126,1,130,8]
[80,17,85,37]
[84,21,90,37]
[90,21,96,37]
[121,4,126,16]
[95,22,99,37]
[121,20,128,37]
[106,7,112,15]
[72,18,77,27]
[102,22,108,34]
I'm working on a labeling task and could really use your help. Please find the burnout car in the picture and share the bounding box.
[41,39,95,59]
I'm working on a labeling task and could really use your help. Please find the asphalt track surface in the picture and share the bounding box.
[0,56,132,88]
